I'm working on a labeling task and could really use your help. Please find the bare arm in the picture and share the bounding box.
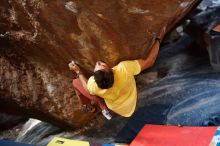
[138,27,166,71]
[78,73,89,92]
[138,40,160,71]
[68,61,89,92]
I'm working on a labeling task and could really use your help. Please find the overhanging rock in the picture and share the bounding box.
[0,0,200,128]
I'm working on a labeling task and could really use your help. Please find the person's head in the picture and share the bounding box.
[93,61,114,89]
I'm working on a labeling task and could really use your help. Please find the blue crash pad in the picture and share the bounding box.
[0,140,35,146]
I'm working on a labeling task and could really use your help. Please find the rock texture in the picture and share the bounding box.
[0,0,200,128]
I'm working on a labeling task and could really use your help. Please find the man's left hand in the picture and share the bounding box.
[157,26,166,40]
[68,61,80,73]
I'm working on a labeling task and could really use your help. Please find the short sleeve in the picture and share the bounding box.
[118,60,141,75]
[87,76,98,95]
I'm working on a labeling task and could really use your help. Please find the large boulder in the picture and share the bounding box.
[0,0,200,128]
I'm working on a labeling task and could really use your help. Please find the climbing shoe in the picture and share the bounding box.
[102,109,112,120]
[82,105,96,113]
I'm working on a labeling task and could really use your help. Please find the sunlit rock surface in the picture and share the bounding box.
[0,0,200,128]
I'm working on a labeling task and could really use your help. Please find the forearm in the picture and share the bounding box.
[68,61,90,92]
[78,73,89,92]
[138,40,160,71]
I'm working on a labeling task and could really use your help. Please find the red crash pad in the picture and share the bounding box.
[130,124,217,146]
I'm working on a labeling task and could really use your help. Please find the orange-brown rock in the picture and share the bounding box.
[0,0,200,128]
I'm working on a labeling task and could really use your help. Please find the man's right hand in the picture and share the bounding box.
[157,26,166,40]
[68,61,80,73]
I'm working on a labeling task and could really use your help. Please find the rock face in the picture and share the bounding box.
[0,0,200,128]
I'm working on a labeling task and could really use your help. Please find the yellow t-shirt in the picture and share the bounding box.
[87,60,141,117]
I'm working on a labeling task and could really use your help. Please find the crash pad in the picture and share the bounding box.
[47,137,128,146]
[130,124,218,146]
[0,140,35,146]
[47,137,89,146]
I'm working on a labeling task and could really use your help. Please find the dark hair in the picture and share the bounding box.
[94,70,114,89]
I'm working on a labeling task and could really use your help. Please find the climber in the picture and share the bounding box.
[69,27,166,120]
